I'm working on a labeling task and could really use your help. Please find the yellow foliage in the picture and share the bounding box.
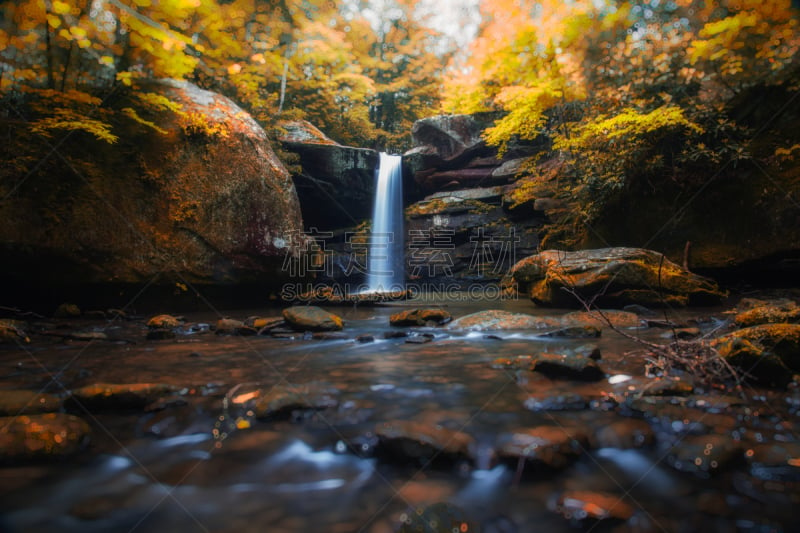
[556,106,704,152]
[179,112,229,139]
[30,109,118,144]
[121,107,167,135]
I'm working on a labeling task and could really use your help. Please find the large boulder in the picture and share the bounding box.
[0,79,304,295]
[277,120,378,230]
[506,248,726,308]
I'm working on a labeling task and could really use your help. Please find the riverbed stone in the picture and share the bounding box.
[590,418,655,449]
[560,310,644,329]
[529,351,605,381]
[253,382,339,419]
[665,434,742,475]
[446,309,560,331]
[0,413,91,460]
[0,390,63,415]
[496,425,589,470]
[68,383,180,411]
[507,248,726,308]
[146,314,182,329]
[389,308,452,327]
[538,325,601,339]
[375,420,474,462]
[282,306,344,332]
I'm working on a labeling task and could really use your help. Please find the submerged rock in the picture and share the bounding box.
[389,308,452,327]
[506,248,726,307]
[589,418,655,449]
[375,420,474,463]
[496,425,589,470]
[252,382,339,419]
[68,383,180,411]
[282,306,344,332]
[0,413,91,460]
[0,390,63,415]
[529,352,605,381]
[665,434,742,475]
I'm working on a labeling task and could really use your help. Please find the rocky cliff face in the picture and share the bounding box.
[401,114,545,286]
[0,79,305,299]
[277,120,378,231]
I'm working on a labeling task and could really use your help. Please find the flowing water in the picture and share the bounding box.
[1,297,798,532]
[366,153,404,293]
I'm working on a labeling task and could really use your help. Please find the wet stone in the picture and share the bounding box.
[560,310,643,329]
[626,376,695,396]
[523,392,589,411]
[0,390,63,415]
[496,425,589,470]
[215,318,256,335]
[405,335,432,344]
[356,335,375,343]
[252,382,339,420]
[282,306,344,332]
[530,352,605,381]
[551,490,634,522]
[246,316,284,330]
[374,420,474,463]
[389,308,452,327]
[538,325,601,339]
[383,330,408,339]
[0,413,91,460]
[68,383,180,411]
[665,434,742,475]
[146,314,182,328]
[589,417,655,449]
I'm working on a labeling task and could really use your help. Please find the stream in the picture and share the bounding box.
[1,295,798,532]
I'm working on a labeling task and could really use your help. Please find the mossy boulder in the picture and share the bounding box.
[734,301,800,327]
[0,79,304,291]
[506,248,726,308]
[712,323,800,387]
[282,306,344,332]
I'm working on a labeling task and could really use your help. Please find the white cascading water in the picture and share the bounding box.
[365,153,404,293]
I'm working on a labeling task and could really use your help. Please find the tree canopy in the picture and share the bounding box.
[0,0,450,151]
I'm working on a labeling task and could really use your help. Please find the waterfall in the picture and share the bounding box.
[365,153,404,293]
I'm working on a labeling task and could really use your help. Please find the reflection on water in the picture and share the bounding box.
[0,296,796,532]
